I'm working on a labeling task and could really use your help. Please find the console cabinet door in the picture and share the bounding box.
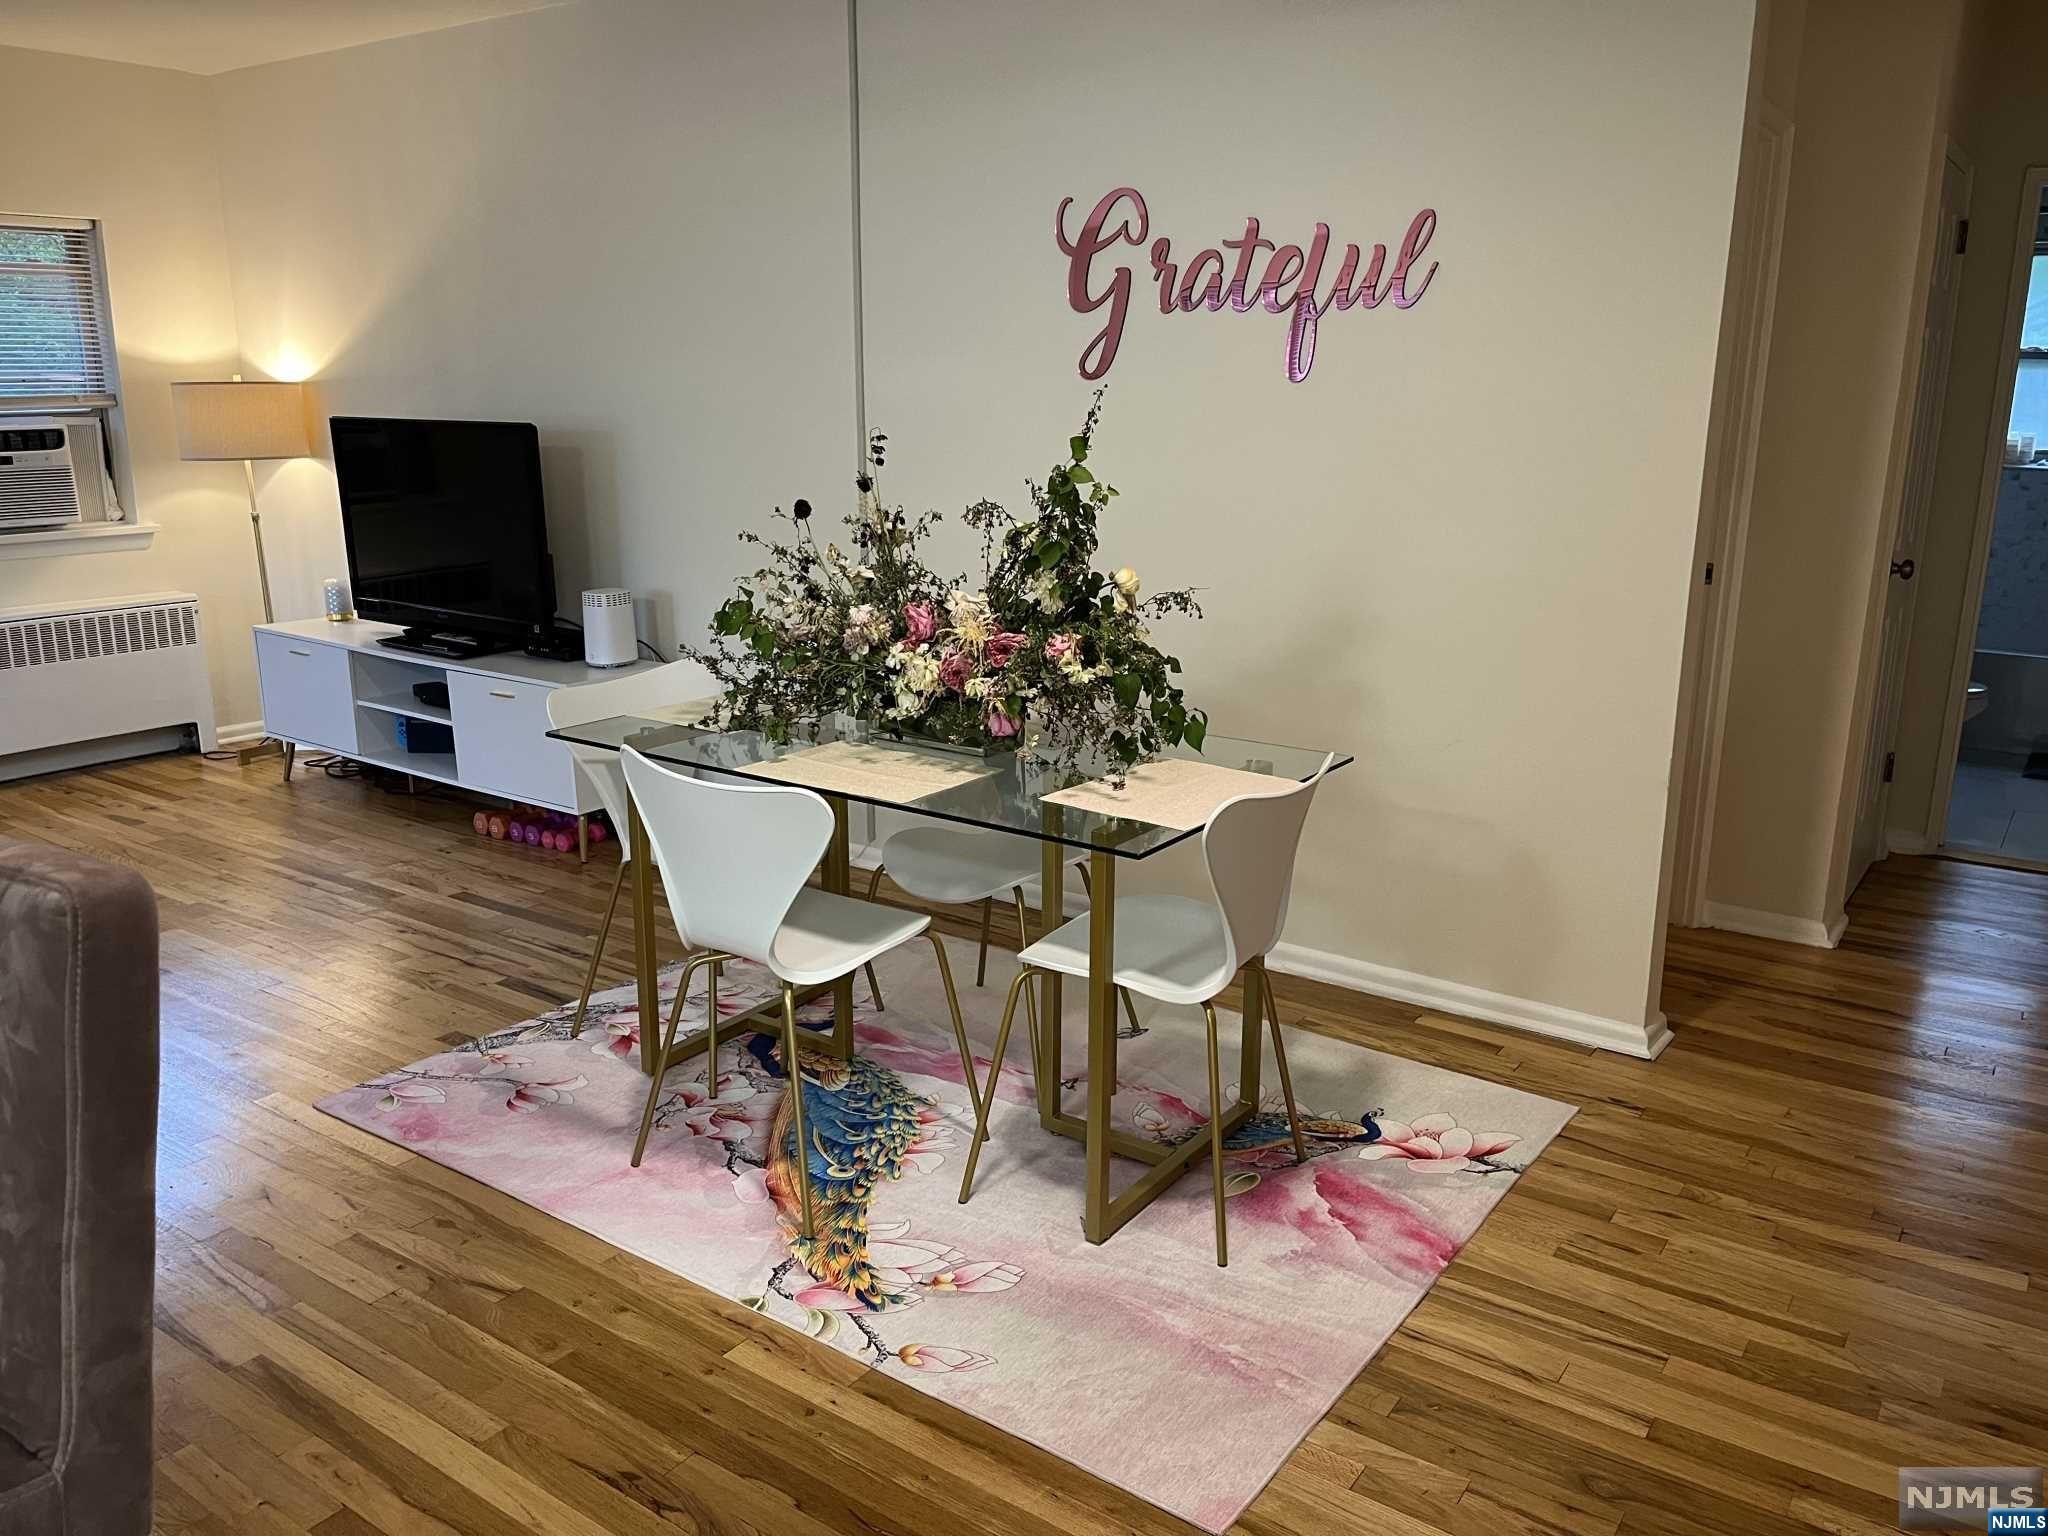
[446,673,577,809]
[254,632,358,754]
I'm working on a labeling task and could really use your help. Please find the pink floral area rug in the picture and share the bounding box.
[316,936,1574,1532]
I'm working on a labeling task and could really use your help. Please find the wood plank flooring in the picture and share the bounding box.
[2,750,2043,1536]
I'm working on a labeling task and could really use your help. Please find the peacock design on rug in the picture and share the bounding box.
[744,1031,936,1310]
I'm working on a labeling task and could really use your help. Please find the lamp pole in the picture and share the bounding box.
[242,455,274,625]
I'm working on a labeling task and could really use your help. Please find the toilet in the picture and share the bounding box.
[1965,679,1990,722]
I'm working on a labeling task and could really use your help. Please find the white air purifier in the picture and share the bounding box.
[582,588,637,668]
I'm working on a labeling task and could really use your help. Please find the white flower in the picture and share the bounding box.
[963,675,994,701]
[1027,571,1062,614]
[946,588,994,649]
[859,488,884,526]
[888,643,940,693]
[887,642,941,717]
[843,603,888,655]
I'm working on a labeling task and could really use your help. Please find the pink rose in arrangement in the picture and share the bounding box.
[983,630,1027,667]
[938,649,972,692]
[1357,1113,1518,1174]
[984,708,1019,739]
[895,1344,992,1374]
[902,599,937,645]
[1044,632,1078,664]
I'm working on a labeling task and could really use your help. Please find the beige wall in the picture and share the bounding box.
[0,46,260,727]
[1705,0,1970,928]
[1891,0,2045,843]
[1,0,1769,1049]
[207,0,858,662]
[856,0,1755,1046]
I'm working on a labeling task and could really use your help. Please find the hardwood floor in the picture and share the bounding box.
[4,750,2044,1536]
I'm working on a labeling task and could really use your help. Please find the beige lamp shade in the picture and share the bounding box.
[171,380,309,461]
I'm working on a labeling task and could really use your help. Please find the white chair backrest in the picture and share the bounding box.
[545,658,719,845]
[1201,754,1334,975]
[622,745,832,967]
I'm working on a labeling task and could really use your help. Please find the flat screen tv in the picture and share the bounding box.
[332,416,555,656]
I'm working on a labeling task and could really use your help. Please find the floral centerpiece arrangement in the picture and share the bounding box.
[684,394,1206,777]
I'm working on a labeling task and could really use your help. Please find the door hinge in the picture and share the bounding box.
[1883,751,1896,784]
[1703,561,1715,587]
[1956,218,1970,254]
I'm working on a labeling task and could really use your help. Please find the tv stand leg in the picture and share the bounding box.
[578,814,589,864]
[281,743,295,783]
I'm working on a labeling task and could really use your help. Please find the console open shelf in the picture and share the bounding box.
[252,618,654,844]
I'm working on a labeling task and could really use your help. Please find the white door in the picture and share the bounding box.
[1849,147,1971,891]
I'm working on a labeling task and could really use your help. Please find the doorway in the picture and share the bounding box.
[1937,173,2048,867]
[1847,145,1973,894]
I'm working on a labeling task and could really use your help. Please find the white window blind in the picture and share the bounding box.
[0,217,115,408]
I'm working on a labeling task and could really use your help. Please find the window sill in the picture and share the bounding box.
[0,520,160,561]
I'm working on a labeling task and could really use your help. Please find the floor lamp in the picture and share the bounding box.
[172,378,310,762]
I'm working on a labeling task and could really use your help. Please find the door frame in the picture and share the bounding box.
[1670,101,1795,926]
[1923,165,2048,854]
[1845,140,1974,894]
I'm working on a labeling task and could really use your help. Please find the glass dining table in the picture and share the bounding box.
[545,714,1351,1245]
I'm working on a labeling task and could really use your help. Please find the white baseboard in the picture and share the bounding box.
[216,718,265,746]
[1885,828,1934,856]
[875,854,1671,1060]
[1702,900,1846,949]
[1265,940,1673,1060]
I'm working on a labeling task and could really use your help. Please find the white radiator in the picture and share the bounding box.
[0,592,218,778]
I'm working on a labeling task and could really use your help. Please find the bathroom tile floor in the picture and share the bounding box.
[1943,758,2048,861]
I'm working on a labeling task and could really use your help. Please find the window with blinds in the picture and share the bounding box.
[0,217,115,409]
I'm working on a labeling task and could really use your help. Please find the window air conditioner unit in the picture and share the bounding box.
[0,417,122,532]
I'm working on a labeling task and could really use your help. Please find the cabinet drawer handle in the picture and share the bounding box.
[287,648,312,657]
[488,690,517,700]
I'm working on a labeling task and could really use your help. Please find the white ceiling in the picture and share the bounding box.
[0,0,565,76]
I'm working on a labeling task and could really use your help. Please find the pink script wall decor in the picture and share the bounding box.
[1054,187,1439,384]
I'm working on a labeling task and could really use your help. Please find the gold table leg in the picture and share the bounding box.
[1037,841,1260,1246]
[824,794,855,1060]
[1082,849,1116,1243]
[1036,808,1066,1130]
[627,797,661,1076]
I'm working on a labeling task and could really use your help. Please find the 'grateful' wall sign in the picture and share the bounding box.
[1055,187,1438,383]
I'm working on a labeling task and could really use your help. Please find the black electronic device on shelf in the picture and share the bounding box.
[522,621,584,662]
[332,416,560,660]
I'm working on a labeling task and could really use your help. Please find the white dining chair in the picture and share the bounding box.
[866,826,1141,1033]
[545,658,720,1037]
[957,756,1334,1266]
[621,746,981,1240]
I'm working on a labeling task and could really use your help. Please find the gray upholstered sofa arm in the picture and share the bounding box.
[0,839,159,1536]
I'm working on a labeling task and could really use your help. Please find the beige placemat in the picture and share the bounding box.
[743,739,997,803]
[1042,757,1296,830]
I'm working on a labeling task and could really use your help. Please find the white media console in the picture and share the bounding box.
[252,619,652,850]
